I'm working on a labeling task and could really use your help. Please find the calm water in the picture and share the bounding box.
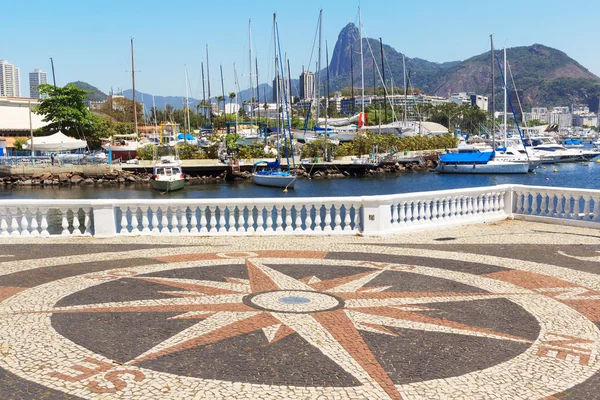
[1,161,599,199]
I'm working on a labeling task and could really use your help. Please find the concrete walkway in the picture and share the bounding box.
[0,220,598,399]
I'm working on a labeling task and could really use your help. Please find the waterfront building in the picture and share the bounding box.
[29,69,47,99]
[546,107,572,127]
[299,71,315,101]
[0,60,21,97]
[449,92,489,111]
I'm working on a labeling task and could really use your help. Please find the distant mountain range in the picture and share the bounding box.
[328,23,600,111]
[71,22,600,112]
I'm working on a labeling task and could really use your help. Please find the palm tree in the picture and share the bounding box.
[216,96,225,114]
[228,92,236,111]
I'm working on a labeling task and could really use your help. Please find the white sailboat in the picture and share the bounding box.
[252,13,297,190]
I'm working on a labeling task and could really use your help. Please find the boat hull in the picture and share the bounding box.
[436,162,529,174]
[253,174,297,188]
[151,178,185,192]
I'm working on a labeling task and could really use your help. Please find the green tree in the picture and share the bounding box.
[13,137,28,150]
[34,84,93,130]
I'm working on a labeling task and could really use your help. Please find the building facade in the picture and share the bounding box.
[449,92,489,111]
[29,69,47,98]
[299,71,315,101]
[0,60,21,97]
[272,76,291,106]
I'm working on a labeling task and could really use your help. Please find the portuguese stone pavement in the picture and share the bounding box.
[0,220,599,399]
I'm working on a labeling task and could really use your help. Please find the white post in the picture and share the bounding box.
[361,198,392,236]
[505,185,516,219]
[92,201,117,237]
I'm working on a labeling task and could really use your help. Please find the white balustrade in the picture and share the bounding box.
[1,185,598,238]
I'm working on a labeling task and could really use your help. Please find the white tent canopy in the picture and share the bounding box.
[23,131,87,151]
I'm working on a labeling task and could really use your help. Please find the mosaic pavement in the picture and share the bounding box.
[0,221,599,399]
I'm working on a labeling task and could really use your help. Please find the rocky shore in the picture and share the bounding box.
[0,160,436,187]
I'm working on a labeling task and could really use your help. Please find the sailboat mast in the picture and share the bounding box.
[503,46,508,149]
[256,57,261,122]
[248,19,254,122]
[273,13,280,154]
[184,64,190,142]
[110,87,114,145]
[201,62,206,121]
[359,6,364,116]
[233,62,239,132]
[220,64,225,115]
[490,35,495,151]
[403,54,407,123]
[380,38,386,122]
[152,94,157,130]
[316,9,322,124]
[351,44,355,115]
[206,45,211,125]
[325,40,329,131]
[131,38,138,139]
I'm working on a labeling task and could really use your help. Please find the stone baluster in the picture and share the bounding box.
[294,205,303,232]
[130,208,139,234]
[256,206,265,233]
[227,206,237,233]
[351,204,361,231]
[83,207,92,236]
[61,208,71,236]
[161,207,170,234]
[582,196,592,221]
[285,205,294,232]
[19,208,29,236]
[200,206,209,233]
[431,199,439,222]
[274,205,284,232]
[397,202,406,226]
[313,205,322,232]
[208,206,218,233]
[246,206,255,233]
[457,197,464,218]
[593,196,600,222]
[343,203,353,231]
[498,192,505,215]
[180,207,189,234]
[265,205,274,233]
[390,203,398,227]
[150,206,159,233]
[449,197,456,219]
[333,204,342,231]
[304,205,313,232]
[189,207,199,234]
[573,195,581,220]
[218,206,227,233]
[39,208,49,236]
[30,209,39,237]
[405,201,413,224]
[323,203,333,232]
[72,208,82,236]
[141,207,151,233]
[119,208,129,235]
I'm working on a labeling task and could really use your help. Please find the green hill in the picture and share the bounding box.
[67,81,107,102]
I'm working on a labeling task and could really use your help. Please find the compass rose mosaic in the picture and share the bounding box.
[0,246,599,399]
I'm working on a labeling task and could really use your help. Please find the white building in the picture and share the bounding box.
[546,108,572,127]
[449,92,489,111]
[299,71,315,101]
[572,113,598,127]
[0,97,50,147]
[0,60,21,97]
[224,103,240,114]
[29,69,47,99]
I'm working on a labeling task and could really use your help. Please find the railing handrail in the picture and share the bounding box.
[1,184,599,237]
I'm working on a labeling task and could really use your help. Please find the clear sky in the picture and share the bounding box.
[3,0,599,99]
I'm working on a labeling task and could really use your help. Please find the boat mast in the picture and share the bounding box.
[403,54,407,124]
[206,45,211,126]
[201,62,206,124]
[380,37,386,123]
[351,44,355,115]
[152,94,157,131]
[316,9,322,124]
[273,13,281,159]
[110,87,114,145]
[220,64,225,116]
[233,62,239,133]
[130,38,138,140]
[325,40,329,133]
[248,19,254,123]
[490,35,495,151]
[503,46,508,149]
[256,58,261,123]
[184,64,190,143]
[359,6,365,116]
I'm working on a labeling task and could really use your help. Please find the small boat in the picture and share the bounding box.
[252,160,297,189]
[151,156,185,192]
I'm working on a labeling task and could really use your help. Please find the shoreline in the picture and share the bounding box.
[0,160,436,187]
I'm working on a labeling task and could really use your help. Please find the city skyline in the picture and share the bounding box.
[2,0,600,98]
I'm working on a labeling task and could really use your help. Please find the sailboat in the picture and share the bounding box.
[252,13,297,189]
[102,38,143,160]
[436,38,530,174]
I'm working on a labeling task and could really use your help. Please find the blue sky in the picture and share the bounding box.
[3,0,599,98]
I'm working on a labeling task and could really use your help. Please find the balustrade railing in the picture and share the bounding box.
[0,185,598,237]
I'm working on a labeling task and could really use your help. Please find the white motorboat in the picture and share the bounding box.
[151,156,185,192]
